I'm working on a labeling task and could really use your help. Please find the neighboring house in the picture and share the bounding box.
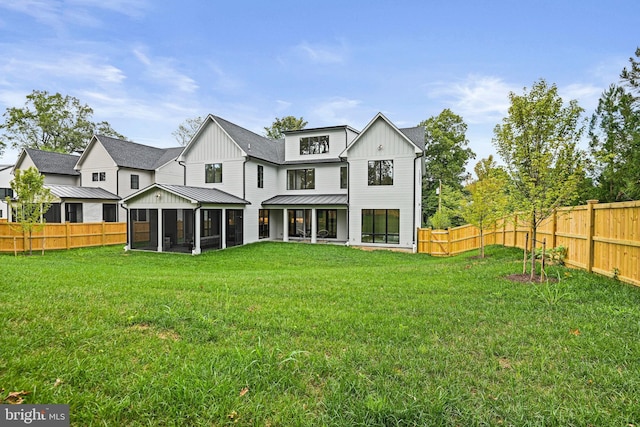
[11,148,119,223]
[14,148,80,185]
[0,164,13,220]
[122,112,424,254]
[74,135,183,221]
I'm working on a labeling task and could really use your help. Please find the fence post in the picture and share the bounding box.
[66,223,71,250]
[550,209,557,249]
[586,200,598,273]
[447,228,452,255]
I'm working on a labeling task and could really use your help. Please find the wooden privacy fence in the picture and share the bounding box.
[0,222,127,253]
[417,200,640,287]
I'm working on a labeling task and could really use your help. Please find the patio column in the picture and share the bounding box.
[221,208,227,249]
[193,208,201,255]
[311,208,317,243]
[282,208,289,242]
[157,208,163,252]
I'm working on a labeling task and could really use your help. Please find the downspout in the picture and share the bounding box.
[242,156,249,201]
[178,160,187,186]
[412,155,417,252]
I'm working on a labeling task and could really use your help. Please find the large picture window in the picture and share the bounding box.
[368,160,394,185]
[361,209,399,244]
[205,163,222,183]
[287,169,315,190]
[300,135,329,155]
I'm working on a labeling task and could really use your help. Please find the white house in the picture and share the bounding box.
[0,164,13,220]
[122,112,424,254]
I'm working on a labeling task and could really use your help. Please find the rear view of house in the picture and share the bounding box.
[122,112,424,254]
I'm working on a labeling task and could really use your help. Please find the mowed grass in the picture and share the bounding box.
[1,242,640,426]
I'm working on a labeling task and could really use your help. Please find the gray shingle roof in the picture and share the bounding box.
[262,194,348,206]
[95,135,182,170]
[25,148,80,176]
[212,116,285,164]
[158,184,249,205]
[45,184,120,200]
[399,126,425,150]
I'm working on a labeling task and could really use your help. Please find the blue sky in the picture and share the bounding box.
[0,0,638,169]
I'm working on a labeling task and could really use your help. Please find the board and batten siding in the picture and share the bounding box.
[79,141,119,195]
[183,120,246,198]
[347,117,420,249]
[126,188,195,209]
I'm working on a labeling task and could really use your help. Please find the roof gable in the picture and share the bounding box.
[180,115,284,165]
[340,113,424,158]
[76,135,181,171]
[17,148,80,176]
[122,183,250,205]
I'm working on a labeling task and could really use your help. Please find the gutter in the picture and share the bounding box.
[178,160,187,185]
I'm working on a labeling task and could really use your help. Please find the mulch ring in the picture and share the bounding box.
[506,273,558,283]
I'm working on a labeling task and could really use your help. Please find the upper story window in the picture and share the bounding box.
[300,135,329,155]
[131,174,139,190]
[0,188,12,198]
[340,166,348,189]
[92,172,106,182]
[368,160,393,185]
[257,165,264,188]
[205,163,222,183]
[287,169,315,190]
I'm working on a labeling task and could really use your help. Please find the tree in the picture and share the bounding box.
[621,47,640,92]
[419,109,475,225]
[264,116,307,139]
[0,90,125,154]
[5,167,55,255]
[461,156,509,257]
[493,79,586,279]
[172,116,204,146]
[588,84,640,201]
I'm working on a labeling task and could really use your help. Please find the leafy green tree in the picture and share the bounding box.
[5,167,55,255]
[172,116,204,146]
[461,156,509,257]
[493,79,586,279]
[264,116,307,139]
[427,183,466,229]
[588,84,640,201]
[0,90,125,154]
[419,109,475,226]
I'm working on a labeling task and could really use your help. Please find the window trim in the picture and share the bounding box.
[257,165,264,189]
[299,135,330,155]
[130,174,139,190]
[205,163,223,183]
[287,168,315,190]
[368,160,394,185]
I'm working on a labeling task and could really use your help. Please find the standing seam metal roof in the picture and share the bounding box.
[157,184,250,205]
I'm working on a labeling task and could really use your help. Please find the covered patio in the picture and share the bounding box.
[122,184,249,254]
[262,194,348,244]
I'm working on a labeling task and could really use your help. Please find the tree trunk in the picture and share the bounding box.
[530,226,537,281]
[480,228,485,258]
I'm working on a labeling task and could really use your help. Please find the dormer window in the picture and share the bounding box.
[300,135,329,155]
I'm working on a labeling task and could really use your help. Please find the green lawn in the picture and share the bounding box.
[1,242,640,426]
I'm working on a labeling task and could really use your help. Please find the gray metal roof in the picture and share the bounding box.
[283,157,344,165]
[95,135,182,170]
[399,126,425,150]
[158,184,249,205]
[25,149,80,176]
[45,184,120,200]
[262,194,348,206]
[212,116,285,164]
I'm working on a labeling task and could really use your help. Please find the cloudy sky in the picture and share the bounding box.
[0,0,638,168]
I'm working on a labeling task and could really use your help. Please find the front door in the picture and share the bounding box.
[226,209,243,247]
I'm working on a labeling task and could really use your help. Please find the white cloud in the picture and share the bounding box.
[427,75,517,124]
[309,97,365,125]
[295,41,347,64]
[560,83,603,113]
[133,48,198,93]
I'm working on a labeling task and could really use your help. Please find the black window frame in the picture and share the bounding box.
[299,135,329,155]
[65,203,83,223]
[259,209,269,239]
[340,166,348,189]
[130,174,139,190]
[103,203,117,222]
[361,209,400,244]
[317,209,337,238]
[287,169,315,190]
[205,163,223,183]
[368,160,394,185]
[257,165,264,189]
